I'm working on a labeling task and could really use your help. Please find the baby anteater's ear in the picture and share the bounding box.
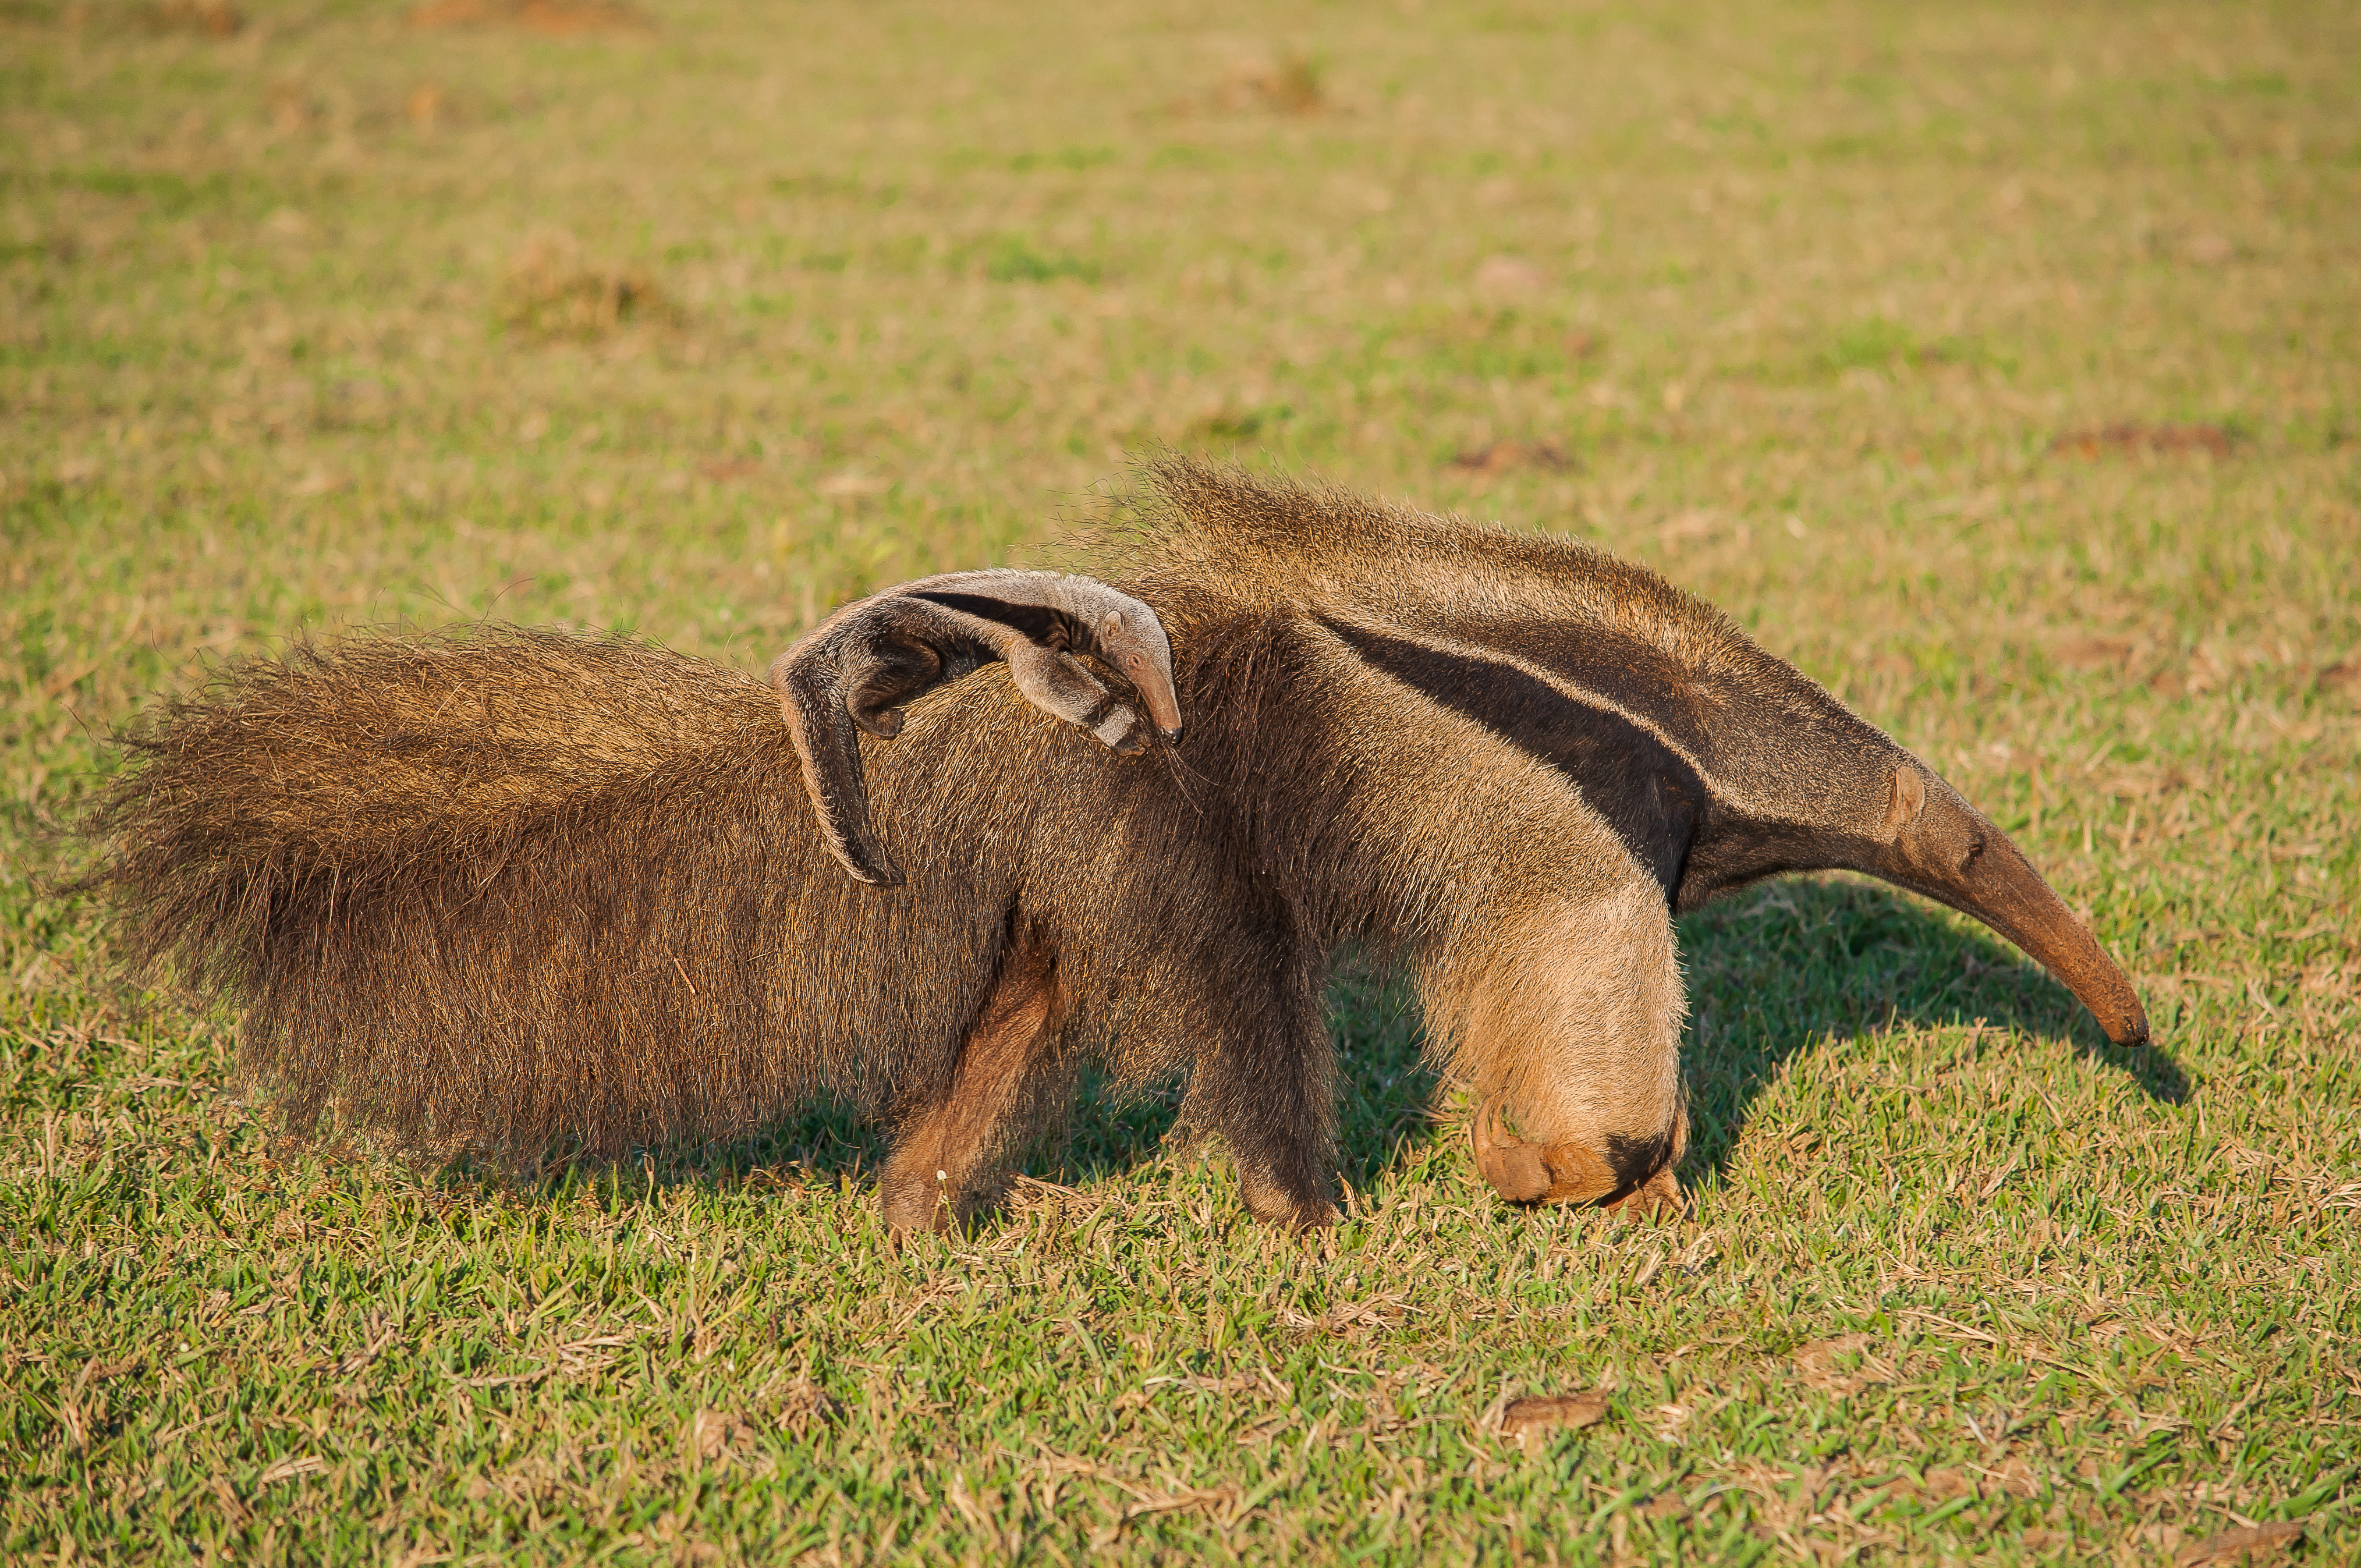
[771,570,1181,886]
[903,571,1183,744]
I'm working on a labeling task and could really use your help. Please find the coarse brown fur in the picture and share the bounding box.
[84,457,2145,1230]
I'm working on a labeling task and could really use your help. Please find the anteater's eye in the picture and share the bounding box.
[1961,834,1985,872]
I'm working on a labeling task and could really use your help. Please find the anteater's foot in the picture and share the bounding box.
[1600,1164,1688,1223]
[1237,1166,1339,1230]
[877,1161,959,1237]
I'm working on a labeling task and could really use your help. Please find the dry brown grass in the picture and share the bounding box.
[140,0,240,37]
[407,0,650,36]
[497,234,675,339]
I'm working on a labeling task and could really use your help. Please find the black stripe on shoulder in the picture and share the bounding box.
[1444,617,1722,772]
[1323,618,1703,901]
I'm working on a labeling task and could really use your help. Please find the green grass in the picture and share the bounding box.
[3,0,2358,1561]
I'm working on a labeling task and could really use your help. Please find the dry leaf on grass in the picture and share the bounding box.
[945,1470,993,1536]
[1480,1388,1610,1451]
[1896,1457,2039,1504]
[1499,1389,1608,1437]
[2048,423,2238,460]
[1449,441,1569,476]
[2174,1519,2305,1566]
[1083,1479,1249,1548]
[1990,1457,2041,1498]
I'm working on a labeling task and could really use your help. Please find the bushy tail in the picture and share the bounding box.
[82,625,813,1160]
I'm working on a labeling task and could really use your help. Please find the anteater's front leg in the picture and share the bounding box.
[877,924,1065,1235]
[1447,877,1690,1219]
[1177,942,1341,1230]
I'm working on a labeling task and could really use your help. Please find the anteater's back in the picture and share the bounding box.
[86,626,1031,1160]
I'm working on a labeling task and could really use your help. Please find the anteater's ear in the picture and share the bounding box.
[772,571,1182,886]
[1884,764,1927,838]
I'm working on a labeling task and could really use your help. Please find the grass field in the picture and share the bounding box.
[5,0,2359,1561]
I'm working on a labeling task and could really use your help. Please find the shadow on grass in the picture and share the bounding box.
[1678,875,2187,1180]
[608,960,1445,1207]
[597,874,2183,1208]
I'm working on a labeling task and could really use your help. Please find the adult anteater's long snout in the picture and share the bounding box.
[1869,772,2150,1048]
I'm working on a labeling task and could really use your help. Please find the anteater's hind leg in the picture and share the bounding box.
[877,924,1066,1236]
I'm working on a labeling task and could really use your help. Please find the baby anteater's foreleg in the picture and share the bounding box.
[877,924,1066,1235]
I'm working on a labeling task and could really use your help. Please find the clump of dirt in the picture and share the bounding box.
[1239,55,1324,114]
[144,0,240,35]
[2048,423,2239,460]
[1449,441,1569,476]
[1179,54,1325,116]
[409,0,650,35]
[498,237,675,339]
